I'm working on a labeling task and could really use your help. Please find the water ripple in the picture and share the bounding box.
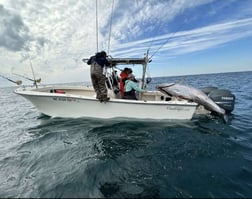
[1,72,252,198]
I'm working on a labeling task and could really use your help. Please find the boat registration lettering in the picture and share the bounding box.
[52,97,79,102]
[166,106,190,111]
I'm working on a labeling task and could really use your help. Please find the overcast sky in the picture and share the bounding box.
[1,0,252,87]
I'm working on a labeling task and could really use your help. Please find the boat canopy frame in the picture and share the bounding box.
[82,54,150,89]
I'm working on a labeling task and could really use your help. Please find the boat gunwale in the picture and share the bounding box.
[14,87,198,107]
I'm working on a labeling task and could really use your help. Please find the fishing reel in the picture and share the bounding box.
[35,78,41,83]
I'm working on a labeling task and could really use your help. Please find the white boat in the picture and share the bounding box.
[14,56,236,121]
[14,85,198,120]
[12,1,236,122]
[14,57,199,120]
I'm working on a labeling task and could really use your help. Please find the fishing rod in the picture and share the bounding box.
[29,58,38,88]
[13,72,34,81]
[13,73,41,84]
[0,74,22,85]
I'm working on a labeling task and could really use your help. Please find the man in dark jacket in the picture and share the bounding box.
[87,51,110,102]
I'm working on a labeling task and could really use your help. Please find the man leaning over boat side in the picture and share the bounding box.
[123,74,146,100]
[87,51,111,102]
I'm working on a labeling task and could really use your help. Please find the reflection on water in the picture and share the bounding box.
[7,116,247,198]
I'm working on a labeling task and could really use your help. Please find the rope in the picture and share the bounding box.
[147,20,165,54]
[149,22,185,60]
[149,8,187,60]
[107,0,115,55]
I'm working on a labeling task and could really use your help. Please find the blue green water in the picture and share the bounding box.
[0,71,252,198]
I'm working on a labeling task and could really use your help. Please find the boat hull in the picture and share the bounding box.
[15,86,197,120]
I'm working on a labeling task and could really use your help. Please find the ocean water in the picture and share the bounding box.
[0,71,252,198]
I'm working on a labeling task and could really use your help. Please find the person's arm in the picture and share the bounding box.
[129,81,145,92]
[104,58,110,66]
[87,56,94,65]
[98,57,110,67]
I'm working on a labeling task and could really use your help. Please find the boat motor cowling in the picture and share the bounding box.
[208,89,235,113]
[200,86,218,95]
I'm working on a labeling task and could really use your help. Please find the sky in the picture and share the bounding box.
[0,0,252,87]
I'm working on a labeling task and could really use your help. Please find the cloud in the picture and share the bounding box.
[0,0,252,87]
[0,4,30,51]
[0,0,224,59]
[109,18,252,59]
[107,0,216,43]
[0,4,48,53]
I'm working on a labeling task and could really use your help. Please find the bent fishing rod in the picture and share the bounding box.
[0,74,22,85]
[13,73,41,84]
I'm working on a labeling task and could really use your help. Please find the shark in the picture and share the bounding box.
[157,83,228,122]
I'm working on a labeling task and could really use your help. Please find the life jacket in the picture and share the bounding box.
[119,71,128,96]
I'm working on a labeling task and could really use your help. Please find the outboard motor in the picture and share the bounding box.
[200,86,218,95]
[208,89,235,113]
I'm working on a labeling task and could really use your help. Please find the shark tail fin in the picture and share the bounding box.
[223,114,228,123]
